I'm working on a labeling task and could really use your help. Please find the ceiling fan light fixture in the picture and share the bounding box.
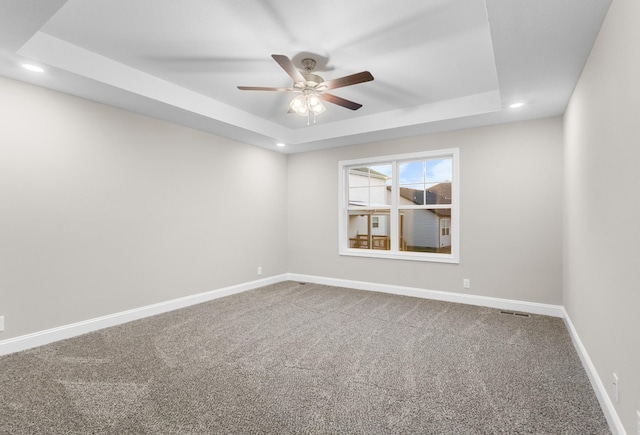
[311,99,325,114]
[290,95,308,114]
[290,91,325,119]
[291,95,304,108]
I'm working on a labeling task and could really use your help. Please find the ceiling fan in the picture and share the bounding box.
[238,54,374,123]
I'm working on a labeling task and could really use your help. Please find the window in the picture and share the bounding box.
[339,149,459,263]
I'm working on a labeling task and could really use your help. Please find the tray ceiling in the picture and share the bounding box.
[0,0,611,153]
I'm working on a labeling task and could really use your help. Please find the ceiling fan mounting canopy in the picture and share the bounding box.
[301,58,316,71]
[237,54,374,115]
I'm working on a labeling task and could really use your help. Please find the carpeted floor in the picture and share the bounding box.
[0,281,610,434]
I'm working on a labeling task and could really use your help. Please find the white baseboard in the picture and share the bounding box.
[0,273,621,434]
[287,273,565,317]
[562,309,626,435]
[0,274,287,357]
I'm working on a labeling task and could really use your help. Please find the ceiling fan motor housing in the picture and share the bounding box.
[303,73,324,86]
[300,58,323,86]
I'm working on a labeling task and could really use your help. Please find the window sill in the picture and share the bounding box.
[339,248,459,264]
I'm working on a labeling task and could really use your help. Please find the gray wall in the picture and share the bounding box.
[564,0,640,432]
[0,77,288,339]
[287,117,564,305]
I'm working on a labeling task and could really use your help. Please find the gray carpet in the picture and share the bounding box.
[0,281,609,434]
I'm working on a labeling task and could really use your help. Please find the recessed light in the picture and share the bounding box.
[22,64,44,73]
[509,102,525,109]
[276,143,286,148]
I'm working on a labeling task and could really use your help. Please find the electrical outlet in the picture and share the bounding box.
[257,266,262,276]
[463,279,470,289]
[612,373,619,403]
[0,316,4,332]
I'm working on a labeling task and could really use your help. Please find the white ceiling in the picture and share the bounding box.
[0,0,611,153]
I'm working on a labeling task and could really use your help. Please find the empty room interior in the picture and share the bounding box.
[1,0,639,433]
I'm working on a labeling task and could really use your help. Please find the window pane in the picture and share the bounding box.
[426,158,453,183]
[348,165,392,206]
[370,164,392,184]
[370,185,389,205]
[399,208,452,253]
[399,161,424,185]
[348,210,390,250]
[399,185,424,205]
[425,182,452,205]
[348,186,369,207]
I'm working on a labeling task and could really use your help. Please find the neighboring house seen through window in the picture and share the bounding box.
[339,149,459,263]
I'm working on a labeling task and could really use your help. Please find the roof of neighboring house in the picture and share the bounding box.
[398,183,451,217]
[426,182,452,204]
[398,182,451,204]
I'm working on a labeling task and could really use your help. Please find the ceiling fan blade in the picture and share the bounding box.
[237,86,295,92]
[322,71,374,90]
[271,54,306,84]
[320,93,363,110]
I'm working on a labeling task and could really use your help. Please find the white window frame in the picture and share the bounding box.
[338,148,459,263]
